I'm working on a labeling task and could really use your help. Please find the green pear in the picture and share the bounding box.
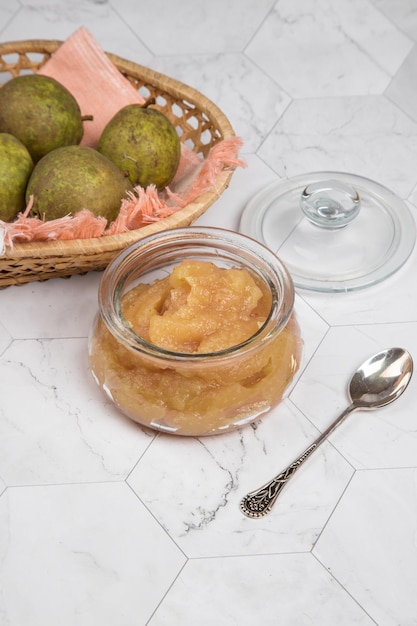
[0,133,34,222]
[98,102,181,190]
[0,75,92,163]
[25,145,134,222]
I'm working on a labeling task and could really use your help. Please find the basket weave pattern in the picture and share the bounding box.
[0,40,236,287]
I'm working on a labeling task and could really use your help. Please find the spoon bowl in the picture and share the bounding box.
[240,347,413,519]
[349,347,413,409]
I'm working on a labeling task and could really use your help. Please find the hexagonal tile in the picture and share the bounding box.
[1,3,153,64]
[149,553,375,625]
[314,468,417,625]
[0,320,12,356]
[0,1,19,25]
[257,95,417,199]
[409,183,417,209]
[0,337,155,485]
[127,398,353,557]
[0,272,101,339]
[246,0,412,97]
[372,0,417,42]
[290,324,417,469]
[0,483,186,625]
[114,0,276,54]
[386,45,417,125]
[196,154,285,231]
[151,53,291,152]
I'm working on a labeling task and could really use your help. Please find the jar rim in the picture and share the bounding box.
[98,226,295,362]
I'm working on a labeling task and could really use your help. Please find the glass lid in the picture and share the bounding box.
[239,171,416,292]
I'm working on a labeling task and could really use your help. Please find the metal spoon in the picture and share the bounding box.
[240,347,413,519]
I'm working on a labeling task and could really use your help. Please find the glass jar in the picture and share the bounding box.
[88,227,302,436]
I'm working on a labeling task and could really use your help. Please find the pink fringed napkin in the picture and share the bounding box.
[2,27,244,247]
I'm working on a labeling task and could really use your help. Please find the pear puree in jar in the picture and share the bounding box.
[89,259,301,435]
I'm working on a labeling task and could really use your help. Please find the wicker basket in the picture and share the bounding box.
[0,39,237,287]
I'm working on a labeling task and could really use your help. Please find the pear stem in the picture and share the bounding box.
[82,114,94,122]
[143,97,156,109]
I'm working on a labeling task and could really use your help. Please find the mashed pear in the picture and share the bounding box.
[89,260,302,435]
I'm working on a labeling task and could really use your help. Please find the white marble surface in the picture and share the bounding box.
[1,1,417,625]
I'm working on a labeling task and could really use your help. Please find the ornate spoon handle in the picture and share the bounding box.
[240,404,355,518]
[240,443,318,518]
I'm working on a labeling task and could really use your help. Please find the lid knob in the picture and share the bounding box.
[300,179,361,229]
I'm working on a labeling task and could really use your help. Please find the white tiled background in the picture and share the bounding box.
[1,1,417,625]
